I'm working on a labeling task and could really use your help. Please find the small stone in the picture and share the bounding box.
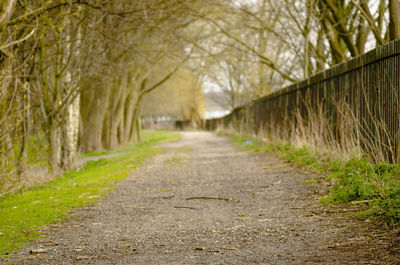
[29,249,47,254]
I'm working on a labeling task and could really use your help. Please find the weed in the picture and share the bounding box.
[226,131,400,227]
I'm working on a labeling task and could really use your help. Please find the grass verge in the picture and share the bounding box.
[0,130,180,255]
[226,131,400,227]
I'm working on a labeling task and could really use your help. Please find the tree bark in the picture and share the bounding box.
[389,0,400,40]
[49,121,61,171]
[103,70,128,149]
[135,117,141,142]
[80,84,111,152]
[110,86,126,148]
[60,6,82,169]
[129,93,143,142]
[121,89,139,144]
[315,27,326,72]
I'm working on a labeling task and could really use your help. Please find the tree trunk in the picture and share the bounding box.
[389,0,400,40]
[129,93,143,142]
[257,0,267,95]
[315,27,326,72]
[49,122,61,172]
[80,84,111,152]
[60,6,81,169]
[110,91,126,148]
[104,71,128,149]
[62,92,80,168]
[135,118,141,142]
[120,90,136,144]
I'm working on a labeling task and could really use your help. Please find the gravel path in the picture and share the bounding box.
[4,132,399,264]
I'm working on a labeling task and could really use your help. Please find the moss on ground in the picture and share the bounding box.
[0,130,180,255]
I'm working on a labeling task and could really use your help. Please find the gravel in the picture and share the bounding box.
[3,132,399,264]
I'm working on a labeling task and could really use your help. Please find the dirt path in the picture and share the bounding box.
[4,132,399,264]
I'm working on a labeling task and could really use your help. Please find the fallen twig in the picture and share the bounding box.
[186,196,232,201]
[174,206,197,210]
[350,200,373,204]
[218,246,237,251]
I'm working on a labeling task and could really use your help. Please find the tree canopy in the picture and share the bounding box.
[0,0,399,189]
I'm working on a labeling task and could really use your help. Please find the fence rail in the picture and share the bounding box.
[205,40,400,162]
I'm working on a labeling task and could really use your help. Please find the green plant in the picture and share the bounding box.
[0,130,180,255]
[226,131,400,227]
[324,160,400,226]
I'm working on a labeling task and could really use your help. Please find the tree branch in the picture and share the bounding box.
[0,27,36,50]
[192,11,298,83]
[351,0,384,45]
[0,0,17,25]
[6,0,141,26]
[141,56,190,96]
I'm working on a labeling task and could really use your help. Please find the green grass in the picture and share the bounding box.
[226,131,400,227]
[322,159,400,226]
[80,130,178,158]
[0,130,180,255]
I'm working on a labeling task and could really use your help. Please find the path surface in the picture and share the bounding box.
[4,132,399,264]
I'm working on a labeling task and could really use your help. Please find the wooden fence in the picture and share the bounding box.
[205,40,400,162]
